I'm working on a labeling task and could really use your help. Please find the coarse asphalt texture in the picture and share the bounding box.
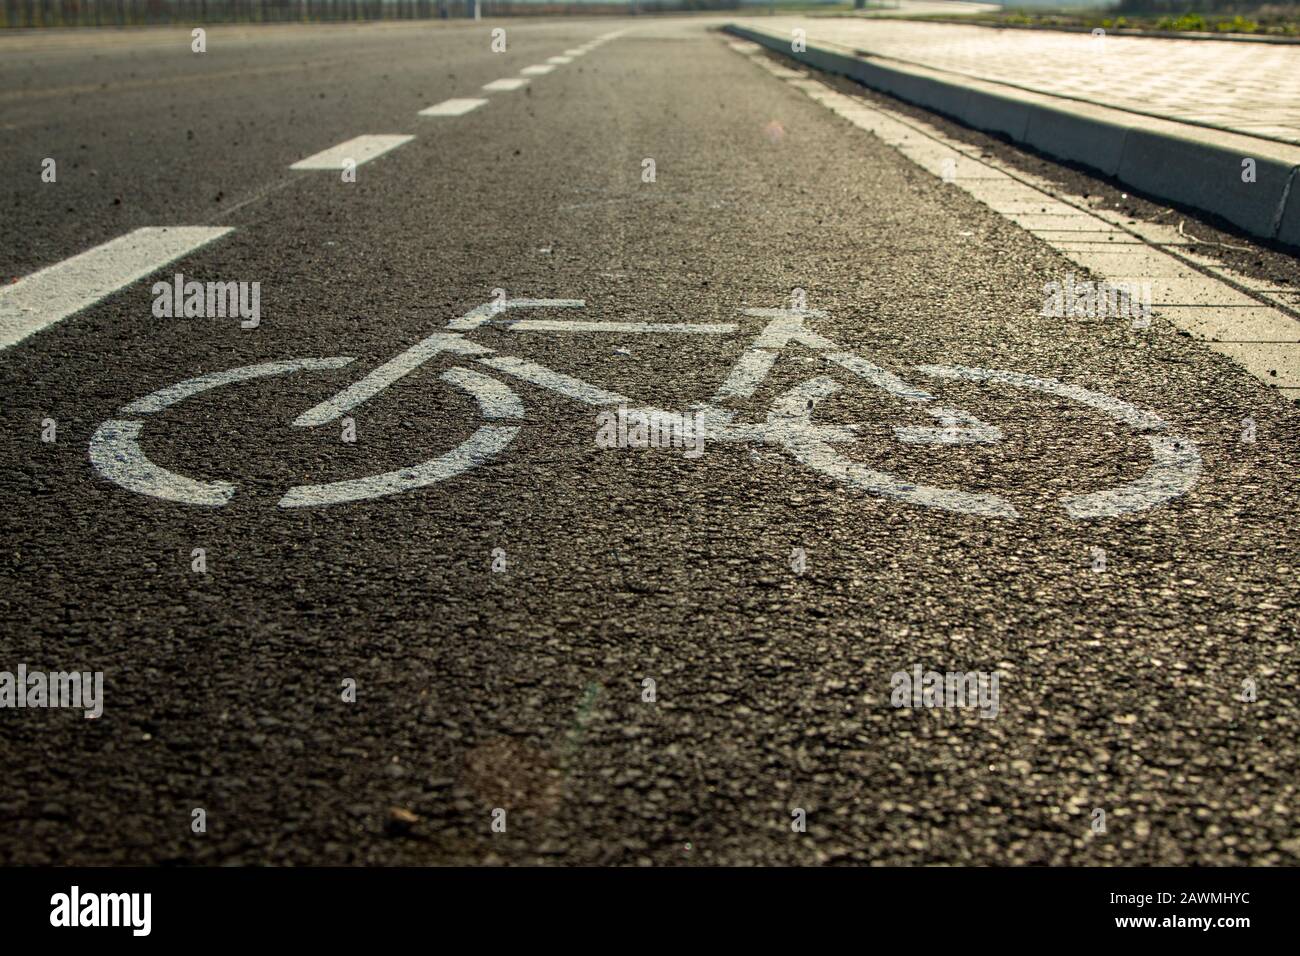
[0,16,1297,865]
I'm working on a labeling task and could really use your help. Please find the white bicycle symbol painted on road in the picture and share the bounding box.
[90,298,1200,518]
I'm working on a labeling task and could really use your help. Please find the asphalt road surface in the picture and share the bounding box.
[1,16,1297,866]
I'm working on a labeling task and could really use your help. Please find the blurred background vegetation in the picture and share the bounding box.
[917,1,1300,37]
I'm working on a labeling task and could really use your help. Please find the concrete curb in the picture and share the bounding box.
[725,23,1300,251]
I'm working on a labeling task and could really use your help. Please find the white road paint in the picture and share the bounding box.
[477,355,630,407]
[826,352,931,401]
[727,37,1297,395]
[90,419,237,507]
[92,355,521,508]
[483,78,529,92]
[547,56,573,65]
[563,49,585,56]
[713,349,778,400]
[916,365,1200,517]
[289,135,414,170]
[440,367,523,419]
[124,358,355,415]
[827,352,1002,444]
[278,425,519,508]
[92,358,357,506]
[294,334,490,427]
[446,298,585,331]
[744,307,829,320]
[419,98,488,117]
[520,64,556,76]
[720,308,1000,448]
[1065,434,1201,519]
[503,320,736,334]
[917,365,1168,431]
[767,377,1020,518]
[278,369,524,507]
[746,308,837,350]
[0,226,233,352]
[88,280,1197,517]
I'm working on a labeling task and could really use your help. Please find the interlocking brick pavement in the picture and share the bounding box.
[765,16,1300,145]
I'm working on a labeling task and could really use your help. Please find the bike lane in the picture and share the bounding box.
[0,17,1296,865]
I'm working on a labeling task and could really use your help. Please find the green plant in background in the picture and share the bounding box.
[918,4,1300,40]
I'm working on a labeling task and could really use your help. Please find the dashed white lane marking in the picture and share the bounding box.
[547,56,573,65]
[483,77,529,92]
[0,226,232,352]
[520,64,556,76]
[289,134,414,170]
[563,48,584,56]
[477,355,630,407]
[419,98,488,117]
[294,334,489,427]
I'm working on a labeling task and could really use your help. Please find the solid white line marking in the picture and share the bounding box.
[504,321,736,334]
[520,64,556,76]
[294,334,490,427]
[289,135,414,170]
[419,98,488,117]
[483,78,529,92]
[478,355,630,406]
[0,226,233,352]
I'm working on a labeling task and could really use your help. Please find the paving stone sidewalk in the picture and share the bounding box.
[763,16,1300,145]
